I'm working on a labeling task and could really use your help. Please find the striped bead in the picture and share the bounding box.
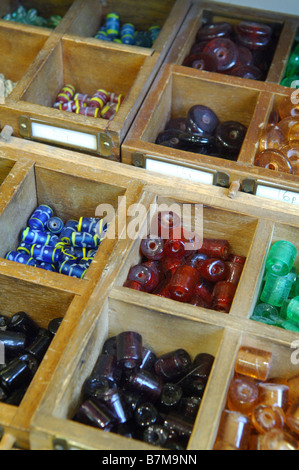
[59,220,78,244]
[5,251,36,266]
[59,260,87,279]
[71,232,100,248]
[30,244,61,264]
[28,205,54,231]
[56,84,75,104]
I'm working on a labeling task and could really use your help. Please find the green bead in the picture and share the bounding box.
[260,270,296,307]
[286,45,299,77]
[280,76,299,88]
[283,296,299,325]
[281,320,299,332]
[290,277,299,298]
[266,241,297,276]
[251,303,283,326]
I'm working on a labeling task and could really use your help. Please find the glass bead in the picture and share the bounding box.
[199,238,230,260]
[230,65,262,80]
[127,263,159,292]
[185,104,219,135]
[93,387,131,424]
[289,120,299,141]
[0,330,26,354]
[285,46,299,78]
[143,424,169,447]
[9,311,39,339]
[237,46,253,66]
[162,412,193,439]
[140,236,165,261]
[282,296,299,325]
[211,280,236,313]
[168,265,200,302]
[25,329,52,363]
[140,347,157,372]
[215,409,251,450]
[165,117,186,132]
[225,259,244,285]
[260,270,296,307]
[251,303,282,326]
[215,121,247,158]
[203,38,239,71]
[258,382,289,410]
[116,331,142,370]
[266,240,297,276]
[163,238,187,260]
[196,22,233,42]
[287,375,299,403]
[123,279,145,291]
[236,21,273,39]
[182,52,218,72]
[135,402,158,428]
[151,210,181,239]
[180,353,214,396]
[251,404,285,433]
[194,278,214,305]
[189,294,210,308]
[281,76,299,88]
[91,353,121,385]
[74,399,115,430]
[179,396,201,422]
[160,257,184,276]
[128,370,162,403]
[227,376,259,414]
[278,96,299,120]
[254,148,293,173]
[153,278,172,298]
[199,259,228,283]
[159,383,183,412]
[258,124,287,152]
[0,354,37,393]
[154,349,191,382]
[277,116,299,139]
[83,376,111,401]
[235,345,272,381]
[155,129,181,148]
[186,252,208,270]
[259,428,298,450]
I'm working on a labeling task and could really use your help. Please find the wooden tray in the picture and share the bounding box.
[0,138,146,449]
[28,163,299,449]
[0,0,191,160]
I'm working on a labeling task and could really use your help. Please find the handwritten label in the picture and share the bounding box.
[255,184,299,206]
[31,122,98,151]
[145,158,215,185]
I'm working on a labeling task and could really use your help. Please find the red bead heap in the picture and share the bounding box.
[53,84,124,120]
[123,211,246,314]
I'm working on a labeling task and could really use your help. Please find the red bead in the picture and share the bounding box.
[186,252,208,270]
[211,281,236,313]
[182,52,218,72]
[168,265,200,303]
[89,89,109,109]
[127,263,159,293]
[160,256,184,276]
[194,278,213,305]
[189,295,209,308]
[140,236,165,261]
[203,38,239,71]
[164,238,186,260]
[123,279,144,291]
[198,238,230,260]
[199,258,228,282]
[196,22,233,42]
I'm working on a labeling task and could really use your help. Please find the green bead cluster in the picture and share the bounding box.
[281,43,299,89]
[2,5,62,29]
[251,240,299,331]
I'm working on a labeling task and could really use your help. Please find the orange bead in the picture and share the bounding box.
[258,382,289,410]
[286,398,299,436]
[259,428,298,450]
[278,96,299,120]
[289,120,299,141]
[251,404,285,433]
[287,374,299,404]
[258,124,287,152]
[277,116,299,139]
[279,141,299,175]
[227,376,259,414]
[215,409,251,450]
[254,149,293,173]
[235,345,272,381]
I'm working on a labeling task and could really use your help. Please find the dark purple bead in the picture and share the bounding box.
[91,353,121,385]
[83,376,112,401]
[158,383,183,412]
[215,120,247,158]
[94,387,131,423]
[128,369,162,402]
[140,347,157,371]
[74,399,115,430]
[165,117,186,132]
[143,424,169,447]
[116,331,143,370]
[135,402,159,427]
[186,105,219,135]
[155,129,181,148]
[154,349,191,381]
[179,396,202,422]
[25,328,52,363]
[162,412,193,438]
[9,311,39,340]
[102,336,117,356]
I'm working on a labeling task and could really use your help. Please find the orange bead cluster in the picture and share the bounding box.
[254,95,299,175]
[53,84,124,120]
[214,345,299,450]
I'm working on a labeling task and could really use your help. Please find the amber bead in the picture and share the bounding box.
[287,374,299,404]
[286,398,299,435]
[258,382,289,410]
[288,120,299,141]
[227,376,259,414]
[215,409,251,450]
[277,116,299,139]
[211,280,236,313]
[259,428,298,450]
[251,404,285,433]
[278,96,299,120]
[258,124,287,152]
[168,265,200,302]
[235,345,272,381]
[254,148,293,173]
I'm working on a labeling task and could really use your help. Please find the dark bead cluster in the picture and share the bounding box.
[156,104,247,161]
[123,211,246,314]
[0,312,62,405]
[183,20,277,81]
[73,330,214,449]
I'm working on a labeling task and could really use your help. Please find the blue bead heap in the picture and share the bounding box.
[5,205,108,279]
[94,13,161,48]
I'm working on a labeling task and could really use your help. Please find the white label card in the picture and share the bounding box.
[31,122,98,151]
[145,158,215,185]
[255,184,299,206]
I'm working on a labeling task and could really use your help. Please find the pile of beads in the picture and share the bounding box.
[281,43,299,88]
[254,96,299,175]
[251,240,299,332]
[0,73,17,98]
[73,330,214,449]
[0,311,62,406]
[53,84,124,121]
[183,20,276,81]
[4,204,108,279]
[155,104,247,161]
[94,13,161,48]
[2,5,62,28]
[123,211,246,314]
[214,345,299,450]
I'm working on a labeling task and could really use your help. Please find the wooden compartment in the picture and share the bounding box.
[0,156,15,187]
[165,0,297,85]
